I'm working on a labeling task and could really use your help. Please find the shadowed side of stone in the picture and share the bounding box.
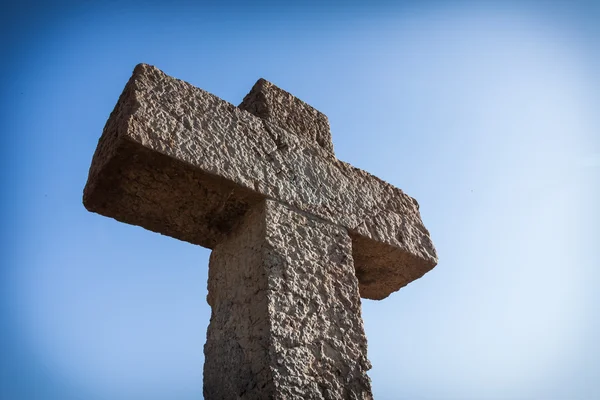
[204,200,373,399]
[239,78,335,155]
[204,200,274,399]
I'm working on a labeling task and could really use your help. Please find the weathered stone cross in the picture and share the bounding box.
[83,64,437,399]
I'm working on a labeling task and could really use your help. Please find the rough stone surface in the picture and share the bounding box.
[239,78,334,154]
[204,200,372,399]
[83,63,438,300]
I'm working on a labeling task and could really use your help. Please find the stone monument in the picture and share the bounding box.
[83,64,438,399]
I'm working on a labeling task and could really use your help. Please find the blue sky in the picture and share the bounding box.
[1,1,599,399]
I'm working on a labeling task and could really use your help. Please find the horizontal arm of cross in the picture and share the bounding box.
[83,64,437,300]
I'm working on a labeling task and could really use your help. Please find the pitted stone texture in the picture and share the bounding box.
[239,78,334,155]
[204,200,273,399]
[83,63,438,299]
[204,200,372,399]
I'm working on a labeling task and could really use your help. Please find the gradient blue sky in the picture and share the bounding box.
[2,1,599,399]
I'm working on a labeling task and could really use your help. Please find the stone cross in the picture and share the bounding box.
[83,64,438,399]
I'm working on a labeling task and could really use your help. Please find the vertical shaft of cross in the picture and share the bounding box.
[204,200,373,399]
